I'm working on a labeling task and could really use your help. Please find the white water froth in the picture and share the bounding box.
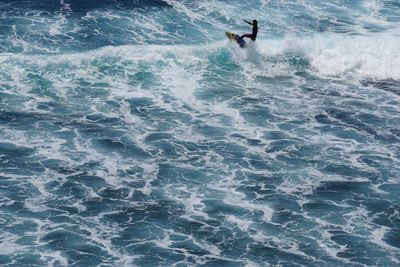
[2,30,400,85]
[255,31,400,80]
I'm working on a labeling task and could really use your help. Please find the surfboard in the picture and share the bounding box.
[225,32,238,41]
[225,31,246,48]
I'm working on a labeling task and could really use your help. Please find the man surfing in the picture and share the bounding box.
[225,19,258,48]
[240,19,258,42]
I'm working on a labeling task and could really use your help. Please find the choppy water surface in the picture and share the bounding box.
[0,0,400,266]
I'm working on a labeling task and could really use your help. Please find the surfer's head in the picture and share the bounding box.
[253,20,258,26]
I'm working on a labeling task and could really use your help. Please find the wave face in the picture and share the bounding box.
[1,1,400,266]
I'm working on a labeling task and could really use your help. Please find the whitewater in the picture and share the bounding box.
[0,0,399,266]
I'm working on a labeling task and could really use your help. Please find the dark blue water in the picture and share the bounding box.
[0,0,400,266]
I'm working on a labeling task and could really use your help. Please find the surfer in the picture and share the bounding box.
[225,19,258,48]
[240,19,258,41]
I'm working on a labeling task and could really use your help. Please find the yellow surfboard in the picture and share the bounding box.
[225,31,246,48]
[225,31,238,41]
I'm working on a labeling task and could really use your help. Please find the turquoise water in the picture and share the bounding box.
[0,0,400,266]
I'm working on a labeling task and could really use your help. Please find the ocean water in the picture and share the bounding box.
[0,0,400,266]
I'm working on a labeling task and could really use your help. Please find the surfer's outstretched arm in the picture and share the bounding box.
[243,19,253,25]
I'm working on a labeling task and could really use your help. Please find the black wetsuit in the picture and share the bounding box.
[241,20,258,41]
[250,23,258,41]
